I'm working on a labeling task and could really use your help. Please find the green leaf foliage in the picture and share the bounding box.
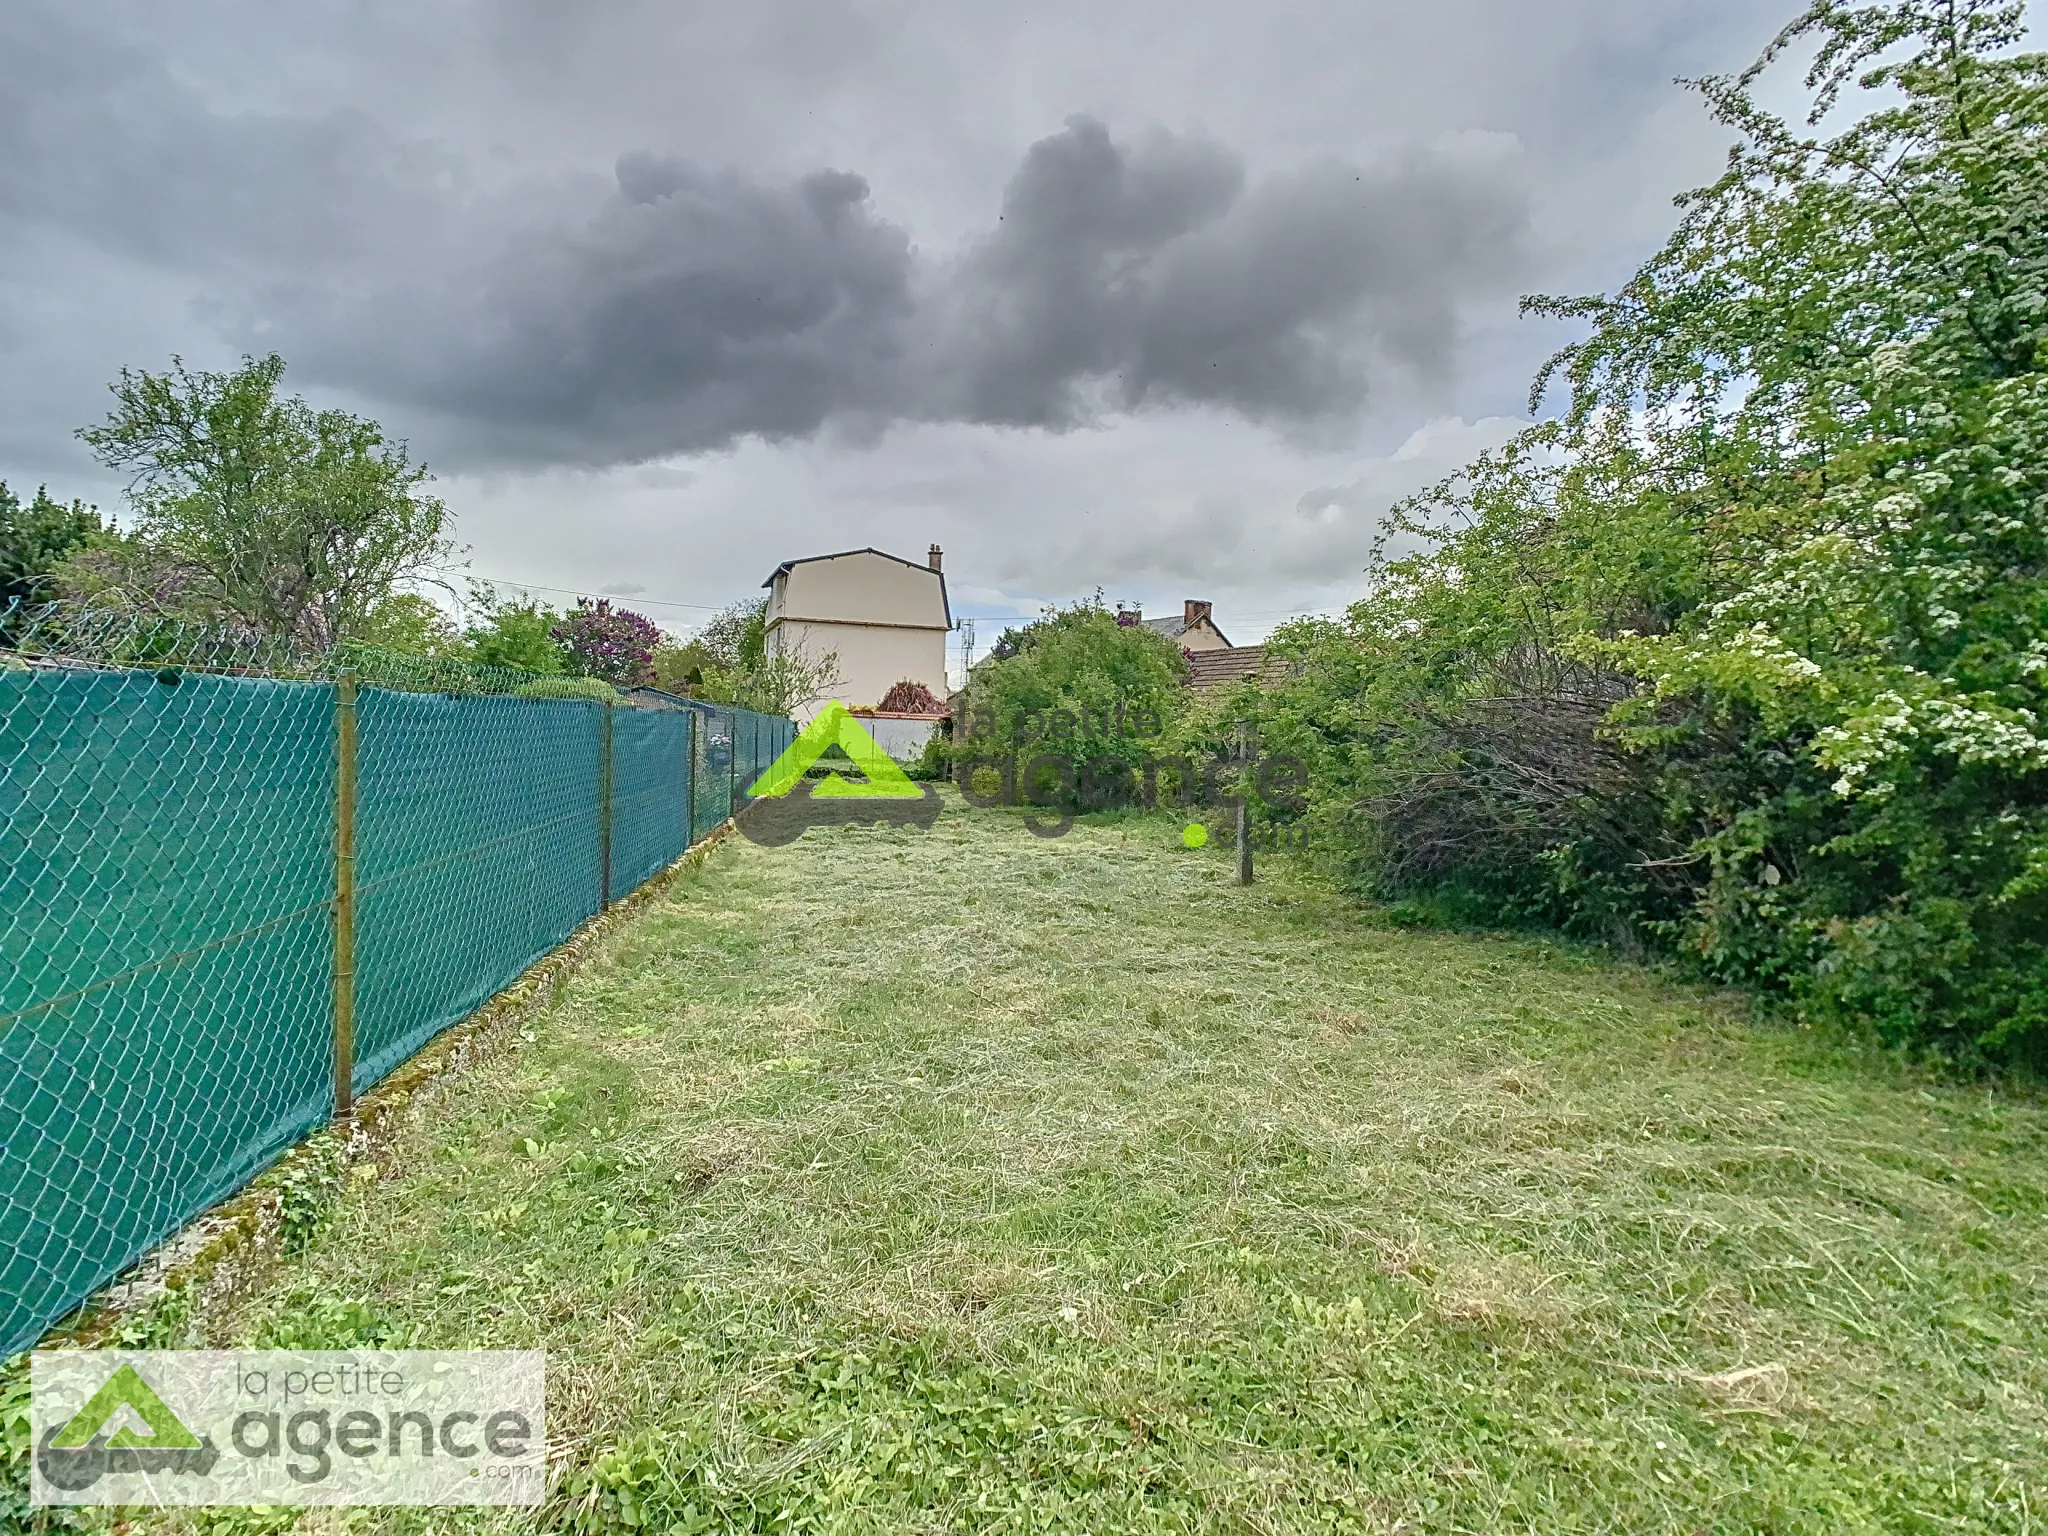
[690,598,842,715]
[962,599,1189,795]
[358,591,466,658]
[1255,0,2048,1061]
[464,586,567,674]
[76,353,453,648]
[0,482,102,607]
[513,675,620,702]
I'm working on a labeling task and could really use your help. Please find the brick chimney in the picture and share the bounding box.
[1184,598,1212,630]
[927,544,943,572]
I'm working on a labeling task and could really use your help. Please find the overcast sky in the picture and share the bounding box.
[0,0,1793,662]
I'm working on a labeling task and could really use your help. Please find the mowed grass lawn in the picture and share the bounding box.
[198,794,2045,1534]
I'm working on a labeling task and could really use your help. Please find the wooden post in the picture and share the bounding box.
[1235,724,1254,886]
[598,700,615,909]
[332,672,358,1119]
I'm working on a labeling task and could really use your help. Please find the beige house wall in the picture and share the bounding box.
[767,552,948,630]
[1178,621,1231,653]
[770,618,946,719]
[764,549,951,723]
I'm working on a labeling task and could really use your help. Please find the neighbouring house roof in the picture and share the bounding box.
[851,708,950,721]
[1143,613,1234,647]
[1184,645,1272,692]
[761,546,953,629]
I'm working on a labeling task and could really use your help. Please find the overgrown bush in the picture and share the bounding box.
[1254,0,2048,1062]
[0,482,101,608]
[466,587,567,673]
[958,599,1188,804]
[688,597,841,716]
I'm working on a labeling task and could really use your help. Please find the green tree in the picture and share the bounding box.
[358,592,466,658]
[77,354,454,648]
[1263,0,2048,1059]
[727,636,843,716]
[462,587,565,674]
[651,638,712,693]
[696,598,768,673]
[686,597,840,714]
[962,599,1188,795]
[0,483,102,606]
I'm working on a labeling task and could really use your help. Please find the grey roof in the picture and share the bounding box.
[1141,612,1234,647]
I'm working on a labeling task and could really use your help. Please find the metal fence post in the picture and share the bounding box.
[599,699,615,909]
[727,709,736,820]
[332,672,358,1119]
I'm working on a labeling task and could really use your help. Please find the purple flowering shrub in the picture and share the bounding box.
[552,598,660,686]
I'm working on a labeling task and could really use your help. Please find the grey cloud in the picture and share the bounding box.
[256,155,919,465]
[939,119,1527,429]
[2,8,1531,471]
[263,118,1528,465]
[990,415,1527,597]
[0,8,455,278]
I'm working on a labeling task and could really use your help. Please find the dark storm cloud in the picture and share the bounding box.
[940,117,1527,429]
[258,156,921,465]
[261,118,1527,464]
[0,3,1531,469]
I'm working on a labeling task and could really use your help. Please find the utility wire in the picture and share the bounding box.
[424,567,725,617]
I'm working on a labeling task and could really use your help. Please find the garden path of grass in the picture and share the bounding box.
[208,796,2047,1534]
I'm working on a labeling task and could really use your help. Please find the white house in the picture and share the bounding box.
[763,546,952,726]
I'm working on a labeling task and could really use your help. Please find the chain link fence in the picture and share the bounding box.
[0,607,794,1357]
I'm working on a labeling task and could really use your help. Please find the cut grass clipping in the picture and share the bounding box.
[43,792,2048,1532]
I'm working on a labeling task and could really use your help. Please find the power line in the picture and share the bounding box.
[425,567,725,616]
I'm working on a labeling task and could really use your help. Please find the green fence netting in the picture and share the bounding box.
[349,691,605,1096]
[0,670,337,1353]
[609,705,691,896]
[709,703,797,836]
[707,703,797,839]
[696,707,732,838]
[0,662,793,1357]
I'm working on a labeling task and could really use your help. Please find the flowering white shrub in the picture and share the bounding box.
[1257,0,2048,1058]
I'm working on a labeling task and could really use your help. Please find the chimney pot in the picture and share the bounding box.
[1184,598,1212,628]
[927,544,943,572]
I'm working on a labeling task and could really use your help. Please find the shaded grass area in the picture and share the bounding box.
[154,797,2048,1529]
